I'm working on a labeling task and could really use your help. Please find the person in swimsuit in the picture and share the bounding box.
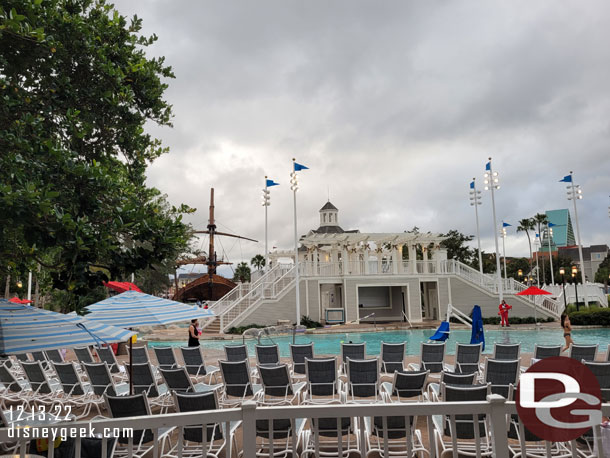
[561,313,573,352]
[188,319,201,347]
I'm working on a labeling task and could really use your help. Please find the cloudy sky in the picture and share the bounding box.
[114,1,610,276]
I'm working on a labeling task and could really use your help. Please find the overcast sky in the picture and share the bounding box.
[114,1,610,277]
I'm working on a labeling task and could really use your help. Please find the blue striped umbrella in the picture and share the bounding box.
[83,290,214,328]
[0,300,136,356]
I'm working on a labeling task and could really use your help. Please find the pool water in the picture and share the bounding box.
[146,328,610,357]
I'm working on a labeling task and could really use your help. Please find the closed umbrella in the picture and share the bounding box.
[104,281,142,293]
[0,299,135,356]
[84,290,214,393]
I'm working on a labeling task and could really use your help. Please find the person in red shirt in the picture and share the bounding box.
[498,300,512,327]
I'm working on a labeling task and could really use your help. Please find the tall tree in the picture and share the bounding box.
[440,230,475,266]
[233,262,251,283]
[517,218,535,278]
[0,0,193,311]
[533,213,549,283]
[250,254,266,271]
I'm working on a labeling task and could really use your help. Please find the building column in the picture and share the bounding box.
[341,246,349,276]
[377,251,383,274]
[422,246,429,274]
[392,246,399,274]
[330,246,339,276]
[312,247,318,276]
[363,249,370,275]
[409,244,417,274]
[397,244,404,273]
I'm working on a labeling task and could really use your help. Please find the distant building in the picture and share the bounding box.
[540,209,575,251]
[559,244,609,282]
[309,201,359,235]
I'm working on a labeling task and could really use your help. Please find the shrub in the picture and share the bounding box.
[568,307,610,326]
[301,315,323,328]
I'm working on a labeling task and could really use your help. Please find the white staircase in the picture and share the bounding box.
[202,264,297,333]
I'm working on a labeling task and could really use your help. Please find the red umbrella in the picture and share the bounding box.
[9,297,33,304]
[104,281,142,293]
[516,286,552,296]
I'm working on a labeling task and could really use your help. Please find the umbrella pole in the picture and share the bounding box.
[129,337,133,395]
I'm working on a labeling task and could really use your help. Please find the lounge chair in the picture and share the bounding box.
[569,344,597,362]
[408,342,446,374]
[492,343,520,360]
[450,343,482,374]
[483,358,520,398]
[14,353,30,362]
[381,370,429,402]
[533,344,562,360]
[179,346,219,384]
[170,390,241,458]
[507,413,572,458]
[104,393,174,458]
[82,362,129,397]
[153,346,179,370]
[131,346,150,364]
[381,342,406,374]
[158,367,220,396]
[340,342,366,374]
[255,344,280,368]
[346,357,380,403]
[433,383,493,457]
[52,361,103,417]
[20,360,62,405]
[258,364,306,406]
[289,343,314,378]
[303,357,344,404]
[248,416,306,458]
[130,362,171,413]
[96,346,126,377]
[0,364,31,409]
[583,361,610,402]
[427,371,477,401]
[0,409,20,454]
[74,346,95,365]
[224,344,249,362]
[302,413,359,458]
[45,349,64,364]
[218,359,262,407]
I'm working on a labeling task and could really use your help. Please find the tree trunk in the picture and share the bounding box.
[4,275,10,299]
[34,265,41,307]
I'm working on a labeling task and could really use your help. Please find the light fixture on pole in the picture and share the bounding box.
[27,271,32,302]
[571,265,579,311]
[501,222,511,282]
[262,176,279,272]
[484,158,503,302]
[291,159,309,325]
[534,233,540,287]
[559,267,567,309]
[561,172,589,307]
[469,178,484,274]
[546,222,555,285]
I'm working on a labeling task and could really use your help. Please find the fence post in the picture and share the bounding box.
[241,401,258,458]
[487,394,509,458]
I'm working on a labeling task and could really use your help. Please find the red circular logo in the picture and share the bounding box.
[516,357,601,442]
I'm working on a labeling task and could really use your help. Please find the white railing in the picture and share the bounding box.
[2,398,608,458]
[545,284,608,307]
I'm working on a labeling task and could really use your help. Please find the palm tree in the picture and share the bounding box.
[233,262,251,283]
[517,218,535,280]
[533,213,549,283]
[250,254,266,271]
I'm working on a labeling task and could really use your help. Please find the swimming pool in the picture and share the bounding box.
[146,328,610,357]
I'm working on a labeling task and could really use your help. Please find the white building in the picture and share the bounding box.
[206,202,562,332]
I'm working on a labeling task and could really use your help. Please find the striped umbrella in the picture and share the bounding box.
[0,300,136,356]
[83,290,214,327]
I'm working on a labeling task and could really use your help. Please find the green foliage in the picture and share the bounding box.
[440,230,475,265]
[568,307,610,326]
[226,324,266,335]
[594,255,610,284]
[300,315,322,328]
[250,254,266,271]
[0,0,194,311]
[233,262,251,283]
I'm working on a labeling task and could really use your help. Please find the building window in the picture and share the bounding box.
[323,214,326,223]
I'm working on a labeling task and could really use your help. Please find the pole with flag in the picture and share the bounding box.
[561,172,589,307]
[484,158,503,302]
[501,222,511,282]
[263,177,279,271]
[291,159,308,324]
[546,222,556,285]
[534,233,540,287]
[469,179,484,274]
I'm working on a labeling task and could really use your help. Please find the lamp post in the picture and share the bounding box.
[518,269,523,283]
[290,159,308,325]
[484,158,503,302]
[572,265,579,311]
[262,177,279,272]
[534,233,540,287]
[469,178,484,274]
[564,172,589,307]
[501,222,511,284]
[546,223,555,285]
[559,267,567,309]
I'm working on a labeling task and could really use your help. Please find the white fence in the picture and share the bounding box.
[1,397,608,458]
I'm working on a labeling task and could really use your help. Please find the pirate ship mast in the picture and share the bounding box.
[173,188,257,301]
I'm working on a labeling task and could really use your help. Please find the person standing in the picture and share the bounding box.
[561,313,573,352]
[188,319,201,347]
[498,300,512,327]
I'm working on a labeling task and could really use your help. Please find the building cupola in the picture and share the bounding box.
[320,201,339,227]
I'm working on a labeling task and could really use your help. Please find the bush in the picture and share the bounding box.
[568,307,610,326]
[226,324,266,335]
[301,315,323,328]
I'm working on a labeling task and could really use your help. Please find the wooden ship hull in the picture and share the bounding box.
[173,274,236,302]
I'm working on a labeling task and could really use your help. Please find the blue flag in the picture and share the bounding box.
[548,222,556,227]
[485,161,491,171]
[266,179,279,187]
[294,162,309,172]
[470,181,475,189]
[502,222,511,227]
[559,175,572,183]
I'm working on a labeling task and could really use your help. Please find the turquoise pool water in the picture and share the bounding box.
[146,328,610,357]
